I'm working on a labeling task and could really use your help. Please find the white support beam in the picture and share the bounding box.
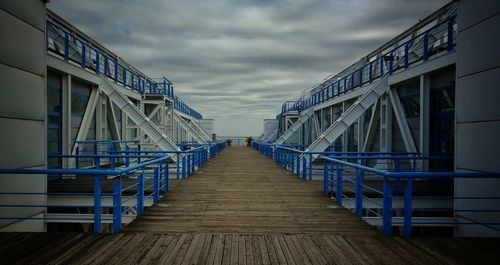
[389,89,418,153]
[72,87,99,154]
[363,100,379,152]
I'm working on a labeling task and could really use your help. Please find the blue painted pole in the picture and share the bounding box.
[447,17,454,52]
[112,178,122,234]
[182,156,186,179]
[355,169,363,218]
[95,52,100,75]
[404,178,413,237]
[423,32,429,61]
[81,44,86,69]
[369,62,373,83]
[64,33,69,62]
[308,154,312,180]
[164,163,169,192]
[302,157,307,180]
[383,179,393,236]
[114,62,118,83]
[176,154,180,179]
[137,171,144,215]
[93,176,101,233]
[404,44,409,69]
[153,168,159,203]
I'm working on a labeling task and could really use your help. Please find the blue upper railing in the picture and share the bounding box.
[46,14,202,119]
[279,13,457,117]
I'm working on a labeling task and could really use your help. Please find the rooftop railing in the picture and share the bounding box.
[278,11,457,116]
[46,14,202,119]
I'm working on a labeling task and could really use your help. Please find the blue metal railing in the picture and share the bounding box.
[321,156,500,236]
[252,142,420,180]
[0,140,226,233]
[278,14,457,116]
[46,15,202,120]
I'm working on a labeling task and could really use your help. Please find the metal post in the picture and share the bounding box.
[355,169,363,218]
[447,17,454,52]
[153,168,160,203]
[137,171,144,215]
[176,153,180,179]
[404,178,413,237]
[164,163,169,192]
[95,52,100,75]
[369,62,373,83]
[383,178,393,236]
[81,44,86,68]
[423,32,429,61]
[302,157,307,180]
[404,44,409,69]
[112,178,122,234]
[64,32,69,62]
[308,154,313,180]
[182,155,186,179]
[114,62,118,83]
[93,176,101,233]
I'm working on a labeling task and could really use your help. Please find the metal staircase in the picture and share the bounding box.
[274,108,314,144]
[304,76,389,160]
[172,110,207,144]
[180,112,212,142]
[303,7,457,161]
[100,76,181,154]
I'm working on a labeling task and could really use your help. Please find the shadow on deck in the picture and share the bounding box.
[1,146,500,264]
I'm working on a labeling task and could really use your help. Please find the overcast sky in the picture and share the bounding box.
[49,0,448,136]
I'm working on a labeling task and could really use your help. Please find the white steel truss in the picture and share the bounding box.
[275,108,314,145]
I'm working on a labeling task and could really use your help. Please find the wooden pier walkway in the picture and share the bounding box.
[1,146,500,264]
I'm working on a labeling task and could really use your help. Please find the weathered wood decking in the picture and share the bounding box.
[1,146,500,264]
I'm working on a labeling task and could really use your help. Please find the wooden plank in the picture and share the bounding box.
[245,235,255,265]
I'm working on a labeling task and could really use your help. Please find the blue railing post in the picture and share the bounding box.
[369,62,373,83]
[153,167,160,203]
[404,178,413,237]
[137,171,144,215]
[302,157,307,180]
[64,32,69,62]
[383,178,393,236]
[81,44,86,69]
[93,176,101,234]
[308,154,313,180]
[296,154,300,175]
[112,178,122,234]
[447,17,454,52]
[176,153,180,179]
[122,68,127,87]
[95,52,100,75]
[163,162,169,193]
[114,62,118,83]
[380,57,384,76]
[336,167,343,206]
[355,169,363,218]
[404,43,409,69]
[182,155,187,179]
[359,67,364,86]
[423,32,429,61]
[388,52,394,75]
